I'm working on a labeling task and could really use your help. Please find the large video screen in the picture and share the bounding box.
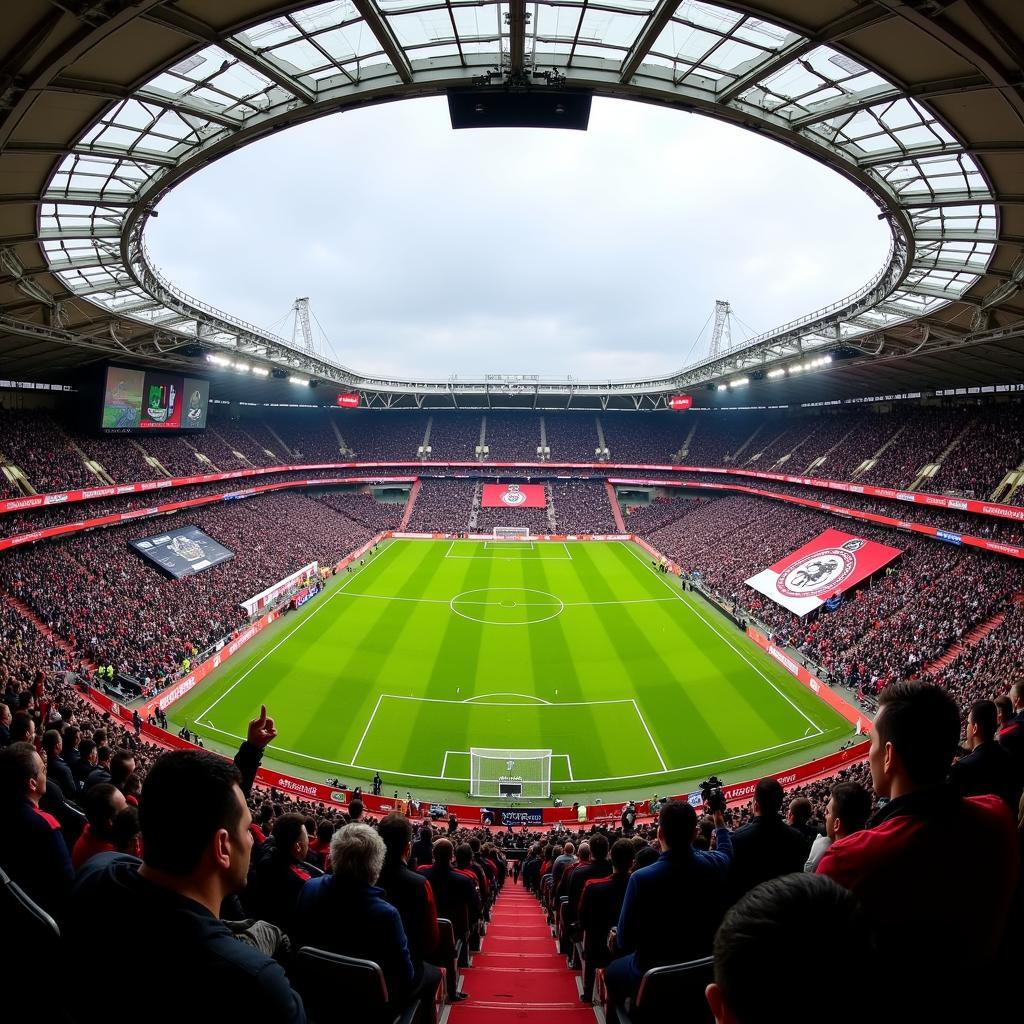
[101,365,209,431]
[129,525,234,579]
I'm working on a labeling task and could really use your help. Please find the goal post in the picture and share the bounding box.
[469,748,552,799]
[493,526,532,540]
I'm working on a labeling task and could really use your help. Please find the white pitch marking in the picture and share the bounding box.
[631,699,668,772]
[351,692,385,763]
[462,692,553,705]
[622,543,823,737]
[196,540,401,722]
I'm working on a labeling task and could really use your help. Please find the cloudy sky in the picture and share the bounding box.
[149,96,890,381]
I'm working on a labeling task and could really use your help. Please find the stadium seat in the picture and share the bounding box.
[435,917,463,997]
[598,956,714,1024]
[291,946,420,1024]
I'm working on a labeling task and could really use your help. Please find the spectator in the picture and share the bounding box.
[411,821,433,868]
[817,682,1018,1007]
[109,804,142,857]
[0,703,10,746]
[997,681,1024,781]
[244,812,320,931]
[64,706,303,1024]
[551,841,577,892]
[705,874,873,1024]
[0,741,74,919]
[567,832,612,920]
[950,699,1020,809]
[784,796,819,856]
[578,837,634,1001]
[605,800,731,1003]
[294,823,438,1013]
[418,838,480,951]
[730,778,807,896]
[72,783,127,870]
[72,738,98,790]
[804,781,872,873]
[40,728,76,800]
[377,814,441,971]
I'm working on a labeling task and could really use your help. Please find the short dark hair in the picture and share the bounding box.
[62,725,81,747]
[41,729,62,757]
[0,742,40,799]
[713,874,872,1022]
[79,738,96,761]
[589,833,609,860]
[139,750,244,876]
[317,820,335,845]
[455,843,473,868]
[379,812,413,858]
[994,695,1013,723]
[348,798,363,820]
[787,797,812,826]
[610,837,635,873]
[110,805,141,852]
[755,778,784,816]
[110,749,135,785]
[83,783,123,836]
[830,782,872,834]
[432,838,453,864]
[876,682,960,786]
[969,700,998,742]
[634,844,659,870]
[658,800,697,849]
[272,813,308,855]
[10,712,34,743]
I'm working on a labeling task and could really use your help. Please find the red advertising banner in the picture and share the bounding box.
[745,528,903,616]
[669,395,693,410]
[336,392,360,408]
[481,483,547,508]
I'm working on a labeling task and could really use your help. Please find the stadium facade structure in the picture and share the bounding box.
[0,1,1022,410]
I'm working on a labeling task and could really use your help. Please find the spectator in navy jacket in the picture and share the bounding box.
[579,837,634,1001]
[818,682,1018,1017]
[294,822,422,1009]
[730,778,808,896]
[40,728,76,800]
[950,699,1020,809]
[63,706,305,1024]
[604,800,732,1003]
[244,812,320,931]
[418,838,480,950]
[0,741,74,919]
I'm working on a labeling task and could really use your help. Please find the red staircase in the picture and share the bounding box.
[450,885,595,1024]
[605,481,626,533]
[923,605,1009,675]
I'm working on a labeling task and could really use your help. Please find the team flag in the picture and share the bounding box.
[481,483,547,508]
[745,528,903,617]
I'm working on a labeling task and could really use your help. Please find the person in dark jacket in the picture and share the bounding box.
[244,812,320,931]
[605,801,732,1003]
[40,728,77,800]
[567,833,612,921]
[950,698,1020,809]
[72,783,127,870]
[0,741,74,920]
[72,739,98,790]
[411,822,433,869]
[294,822,435,1012]
[730,778,808,897]
[64,705,305,1024]
[418,838,480,950]
[578,838,634,1001]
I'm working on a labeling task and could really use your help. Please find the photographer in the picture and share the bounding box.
[604,799,732,1005]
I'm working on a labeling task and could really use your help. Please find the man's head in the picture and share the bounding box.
[432,838,454,865]
[139,750,252,896]
[379,812,413,862]
[610,837,635,875]
[825,782,872,842]
[869,682,960,799]
[0,704,11,730]
[966,700,998,751]
[273,813,309,864]
[753,779,784,818]
[562,842,575,857]
[786,797,812,828]
[657,800,698,852]
[10,711,34,745]
[455,842,473,869]
[348,797,363,821]
[0,742,46,805]
[79,739,97,766]
[706,874,871,1024]
[41,729,62,759]
[995,695,1014,727]
[577,842,591,864]
[83,782,127,839]
[590,833,609,862]
[1010,682,1024,713]
[330,822,385,885]
[95,746,111,768]
[110,749,136,788]
[110,805,142,857]
[62,724,80,750]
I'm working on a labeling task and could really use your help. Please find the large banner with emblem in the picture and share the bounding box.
[745,528,903,617]
[481,483,547,508]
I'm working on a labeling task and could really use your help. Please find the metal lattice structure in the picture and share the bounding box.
[0,2,1023,410]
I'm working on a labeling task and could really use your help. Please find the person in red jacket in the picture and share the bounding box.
[817,681,1018,1016]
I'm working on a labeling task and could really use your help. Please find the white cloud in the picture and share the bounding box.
[148,95,890,379]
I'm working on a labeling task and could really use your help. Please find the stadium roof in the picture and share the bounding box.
[0,0,1022,410]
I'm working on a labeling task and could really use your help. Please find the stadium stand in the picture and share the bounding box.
[426,412,482,460]
[482,413,542,461]
[552,480,618,534]
[403,478,475,533]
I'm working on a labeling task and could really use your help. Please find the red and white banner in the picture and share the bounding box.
[745,528,903,616]
[481,483,546,508]
[668,395,692,411]
[336,392,360,408]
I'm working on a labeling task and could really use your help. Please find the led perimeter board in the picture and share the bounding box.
[101,364,209,431]
[129,525,234,578]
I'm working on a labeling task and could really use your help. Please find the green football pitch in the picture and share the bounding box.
[171,539,853,798]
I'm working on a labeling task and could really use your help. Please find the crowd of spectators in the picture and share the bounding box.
[551,480,618,534]
[0,408,97,493]
[425,413,481,461]
[599,413,686,463]
[267,412,348,462]
[543,412,600,461]
[341,411,427,461]
[404,479,474,533]
[310,488,404,532]
[482,413,541,461]
[931,402,1024,497]
[206,416,287,466]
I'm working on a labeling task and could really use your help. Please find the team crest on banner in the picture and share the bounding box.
[481,483,547,508]
[501,486,526,506]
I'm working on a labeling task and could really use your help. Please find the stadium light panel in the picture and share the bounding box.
[730,377,749,387]
[289,376,306,384]
[767,369,786,379]
[716,383,729,391]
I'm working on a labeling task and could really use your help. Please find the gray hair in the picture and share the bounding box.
[330,822,385,884]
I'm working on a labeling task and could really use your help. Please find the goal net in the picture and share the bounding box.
[493,527,531,540]
[469,748,552,799]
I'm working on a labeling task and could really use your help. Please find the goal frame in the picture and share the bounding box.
[492,526,532,540]
[469,747,552,799]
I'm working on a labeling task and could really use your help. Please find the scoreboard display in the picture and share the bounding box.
[101,365,209,431]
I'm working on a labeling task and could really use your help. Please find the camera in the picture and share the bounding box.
[700,776,726,814]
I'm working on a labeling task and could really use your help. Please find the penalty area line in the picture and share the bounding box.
[631,700,668,772]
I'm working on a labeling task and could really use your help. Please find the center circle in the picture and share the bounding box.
[449,587,564,626]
